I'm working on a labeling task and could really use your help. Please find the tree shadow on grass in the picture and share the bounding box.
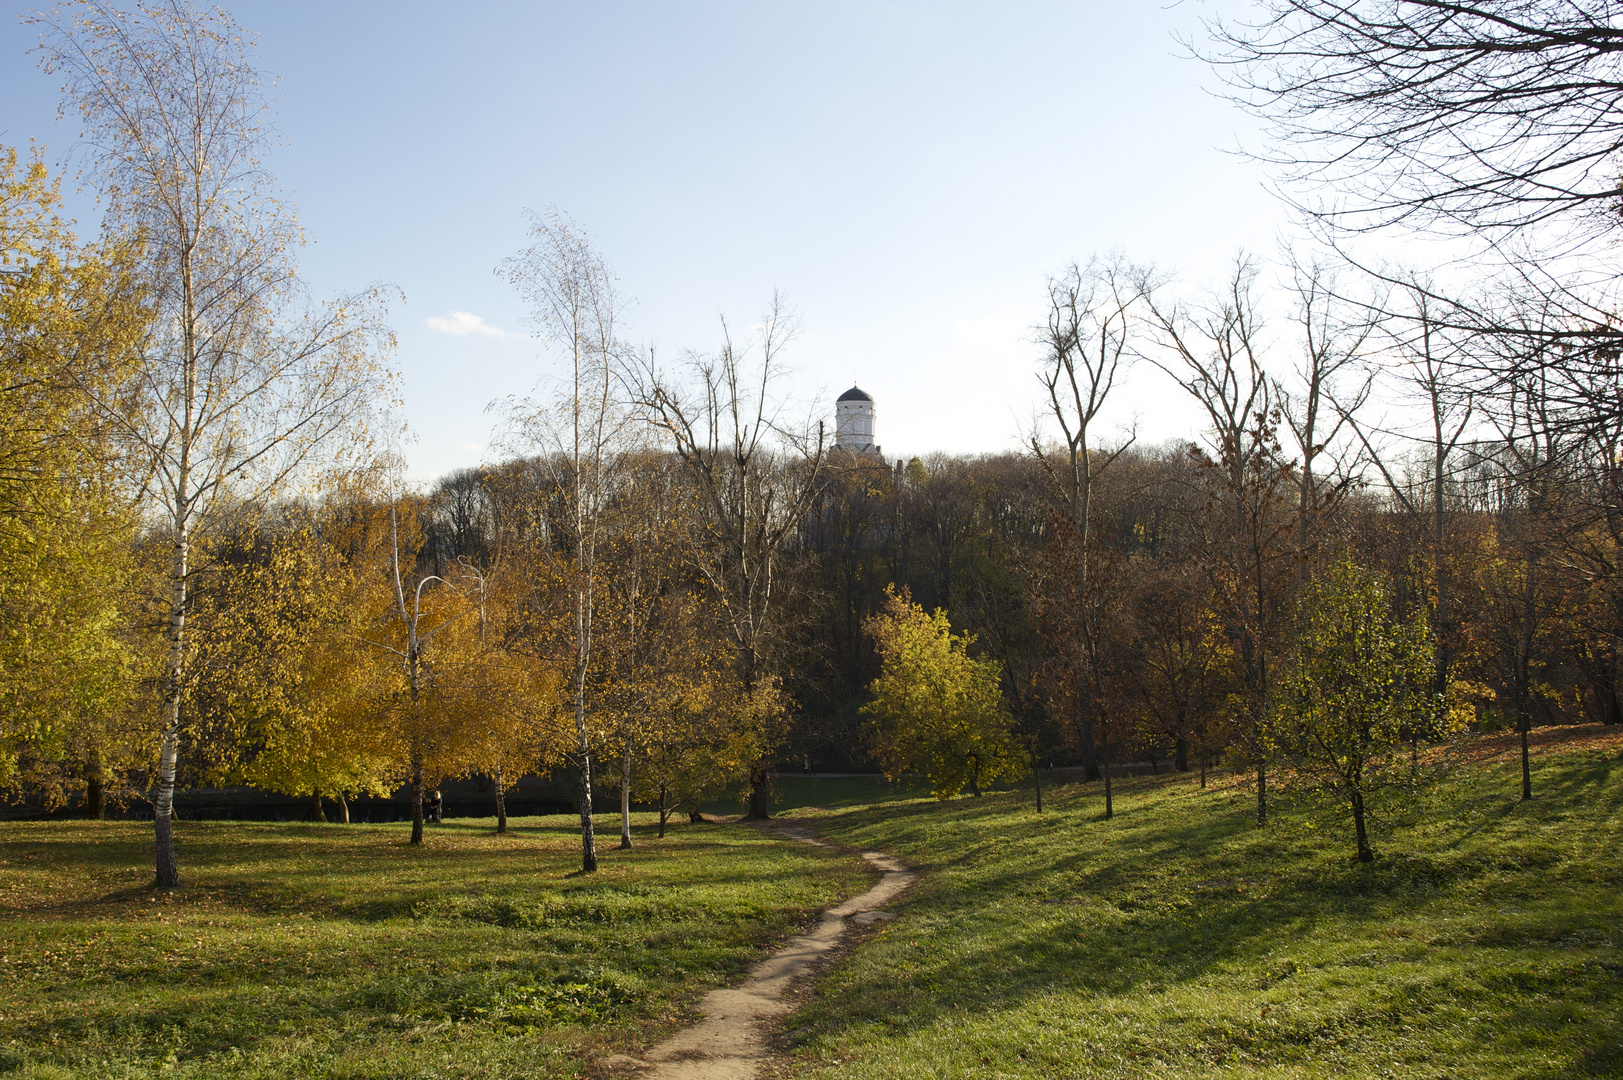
[791,769,1623,1077]
[0,822,866,1074]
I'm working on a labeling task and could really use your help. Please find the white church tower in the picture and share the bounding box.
[835,385,879,455]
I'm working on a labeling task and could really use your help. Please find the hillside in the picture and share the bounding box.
[778,726,1623,1079]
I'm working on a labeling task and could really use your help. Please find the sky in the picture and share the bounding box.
[1,0,1309,483]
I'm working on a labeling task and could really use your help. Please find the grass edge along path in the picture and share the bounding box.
[604,823,916,1079]
[774,725,1623,1080]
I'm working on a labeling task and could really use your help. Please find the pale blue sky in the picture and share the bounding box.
[2,1,1295,481]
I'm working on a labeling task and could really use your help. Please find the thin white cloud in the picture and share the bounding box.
[426,311,512,338]
[456,441,485,457]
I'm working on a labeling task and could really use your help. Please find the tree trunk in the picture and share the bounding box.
[1197,723,1208,788]
[1514,663,1534,802]
[409,757,425,846]
[571,630,598,869]
[968,759,981,797]
[745,762,771,820]
[1351,789,1373,862]
[1606,652,1623,725]
[153,722,180,888]
[85,755,106,820]
[578,754,598,872]
[1432,386,1453,701]
[153,526,188,888]
[658,782,668,839]
[310,793,327,823]
[1076,696,1101,781]
[1031,748,1043,813]
[1256,763,1268,827]
[619,745,632,850]
[1102,761,1113,820]
[1174,736,1188,773]
[494,767,508,834]
[1520,716,1533,802]
[1515,536,1538,801]
[337,793,350,825]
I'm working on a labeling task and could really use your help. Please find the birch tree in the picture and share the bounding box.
[37,0,396,886]
[499,208,627,873]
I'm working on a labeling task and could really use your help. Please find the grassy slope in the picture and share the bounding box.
[783,729,1623,1079]
[0,815,868,1080]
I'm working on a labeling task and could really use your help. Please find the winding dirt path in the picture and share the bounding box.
[602,825,915,1080]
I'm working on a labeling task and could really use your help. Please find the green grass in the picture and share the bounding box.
[704,773,937,816]
[0,814,870,1079]
[779,733,1623,1079]
[7,738,1618,1079]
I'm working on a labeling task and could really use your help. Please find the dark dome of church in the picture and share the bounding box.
[837,386,872,403]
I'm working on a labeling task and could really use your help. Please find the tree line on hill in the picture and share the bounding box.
[6,0,1623,879]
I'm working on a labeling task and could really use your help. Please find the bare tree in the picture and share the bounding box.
[37,0,395,887]
[592,456,715,850]
[1205,1,1623,477]
[631,298,825,820]
[498,208,628,873]
[1029,255,1146,796]
[1144,256,1301,826]
[1032,257,1147,540]
[1343,280,1477,697]
[426,468,494,570]
[1204,0,1623,246]
[1478,337,1576,801]
[1276,254,1373,568]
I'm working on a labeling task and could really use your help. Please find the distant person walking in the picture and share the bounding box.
[427,790,444,824]
[803,757,812,776]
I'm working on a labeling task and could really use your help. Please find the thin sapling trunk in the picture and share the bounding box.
[619,745,632,850]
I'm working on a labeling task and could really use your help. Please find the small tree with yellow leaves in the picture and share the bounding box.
[1269,559,1454,862]
[862,586,1025,800]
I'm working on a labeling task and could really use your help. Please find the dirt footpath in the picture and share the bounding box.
[602,825,915,1080]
